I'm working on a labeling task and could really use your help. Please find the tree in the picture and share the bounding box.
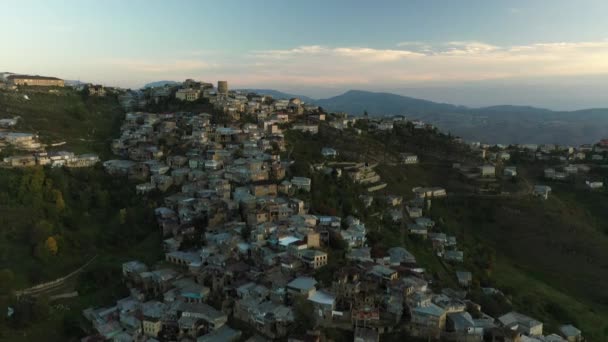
[0,269,15,294]
[29,220,53,246]
[53,189,65,211]
[240,225,251,242]
[45,236,58,255]
[293,296,315,333]
[118,208,127,225]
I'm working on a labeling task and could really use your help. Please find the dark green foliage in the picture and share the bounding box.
[292,296,316,333]
[7,295,50,329]
[0,166,160,290]
[0,89,124,158]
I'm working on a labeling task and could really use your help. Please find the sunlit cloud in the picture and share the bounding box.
[252,45,423,61]
[87,39,608,88]
[244,40,608,85]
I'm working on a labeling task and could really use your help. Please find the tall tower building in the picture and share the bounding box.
[217,80,228,94]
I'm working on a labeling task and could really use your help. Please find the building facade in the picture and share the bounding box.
[8,75,64,87]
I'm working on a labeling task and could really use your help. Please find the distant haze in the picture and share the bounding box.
[309,90,608,145]
[275,75,608,111]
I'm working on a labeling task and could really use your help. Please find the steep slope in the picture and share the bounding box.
[0,88,124,157]
[286,123,608,339]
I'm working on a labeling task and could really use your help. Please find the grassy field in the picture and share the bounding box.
[0,88,124,157]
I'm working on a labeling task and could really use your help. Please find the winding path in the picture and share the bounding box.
[14,255,98,297]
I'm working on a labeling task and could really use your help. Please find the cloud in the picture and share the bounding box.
[244,40,608,85]
[88,39,608,88]
[252,45,424,62]
[445,41,500,55]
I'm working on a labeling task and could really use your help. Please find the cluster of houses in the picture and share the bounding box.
[0,131,99,168]
[0,131,42,151]
[118,79,324,125]
[81,81,584,341]
[0,78,106,168]
[2,151,99,168]
[0,116,19,128]
[456,139,607,197]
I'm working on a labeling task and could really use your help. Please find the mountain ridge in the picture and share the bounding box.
[238,88,315,103]
[143,80,180,88]
[124,82,608,144]
[310,89,608,145]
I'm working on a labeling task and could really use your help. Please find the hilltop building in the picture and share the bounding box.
[7,74,64,87]
[217,80,228,94]
[88,84,106,96]
[176,88,200,101]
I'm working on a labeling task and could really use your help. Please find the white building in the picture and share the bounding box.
[479,164,496,177]
[504,166,517,177]
[533,185,552,200]
[175,88,200,101]
[321,147,338,158]
[400,153,418,165]
[586,180,604,190]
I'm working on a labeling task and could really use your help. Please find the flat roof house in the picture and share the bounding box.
[287,277,317,298]
[533,185,552,200]
[176,88,201,102]
[498,311,543,336]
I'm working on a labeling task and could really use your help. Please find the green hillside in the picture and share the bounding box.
[285,122,608,339]
[0,89,160,341]
[0,87,124,157]
[1,92,607,339]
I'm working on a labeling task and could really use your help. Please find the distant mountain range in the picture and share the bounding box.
[143,80,181,88]
[308,90,608,146]
[238,89,315,103]
[65,80,86,86]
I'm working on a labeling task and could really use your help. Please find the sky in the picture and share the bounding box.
[2,0,608,109]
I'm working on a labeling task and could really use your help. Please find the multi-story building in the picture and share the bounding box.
[176,88,200,101]
[7,74,64,87]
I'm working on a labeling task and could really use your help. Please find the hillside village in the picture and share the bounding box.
[2,75,607,341]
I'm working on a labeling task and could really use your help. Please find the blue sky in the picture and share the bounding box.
[2,0,608,108]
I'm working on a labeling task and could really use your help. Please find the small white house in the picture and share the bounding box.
[586,180,604,190]
[321,147,338,158]
[291,177,312,192]
[479,164,496,177]
[534,185,552,200]
[503,166,517,177]
[498,152,511,161]
[400,153,419,165]
[377,121,394,131]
